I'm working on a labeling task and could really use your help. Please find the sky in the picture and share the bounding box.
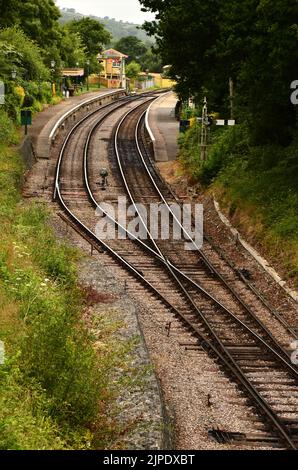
[55,0,155,24]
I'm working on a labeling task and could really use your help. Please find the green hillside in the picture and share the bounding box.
[59,7,152,44]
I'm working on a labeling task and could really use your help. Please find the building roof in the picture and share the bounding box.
[62,68,85,77]
[99,48,128,59]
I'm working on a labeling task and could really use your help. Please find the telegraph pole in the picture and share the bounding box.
[229,77,234,120]
[200,97,208,161]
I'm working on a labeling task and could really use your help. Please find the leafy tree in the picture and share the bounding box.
[126,61,142,80]
[0,0,62,49]
[60,25,87,68]
[140,0,221,102]
[139,48,163,73]
[229,0,298,144]
[0,27,49,82]
[114,35,163,72]
[0,0,22,27]
[140,0,298,144]
[114,36,147,63]
[68,17,111,57]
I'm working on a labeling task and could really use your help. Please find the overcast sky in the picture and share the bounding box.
[55,0,155,24]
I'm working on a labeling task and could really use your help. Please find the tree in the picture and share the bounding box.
[0,0,22,27]
[68,17,111,57]
[225,0,298,144]
[0,27,49,81]
[140,0,221,103]
[140,0,298,145]
[0,0,62,49]
[139,48,163,73]
[60,25,87,68]
[114,36,147,64]
[126,61,141,80]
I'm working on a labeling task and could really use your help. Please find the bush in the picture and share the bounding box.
[179,120,298,281]
[179,122,251,185]
[0,365,69,450]
[14,86,25,107]
[178,123,200,179]
[0,109,17,145]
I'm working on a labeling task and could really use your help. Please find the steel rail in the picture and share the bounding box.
[54,95,297,449]
[83,102,297,376]
[113,103,298,449]
[136,111,298,358]
[144,106,298,339]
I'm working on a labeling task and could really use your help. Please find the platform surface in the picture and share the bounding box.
[29,89,119,158]
[148,91,179,162]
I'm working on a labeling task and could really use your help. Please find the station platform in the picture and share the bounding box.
[29,89,120,159]
[147,91,179,162]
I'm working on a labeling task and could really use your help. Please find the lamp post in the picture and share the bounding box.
[76,62,79,90]
[98,58,104,88]
[51,60,56,96]
[11,69,17,80]
[200,97,209,161]
[86,60,90,91]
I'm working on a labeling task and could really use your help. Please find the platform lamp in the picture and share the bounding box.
[51,60,56,96]
[98,57,104,88]
[86,60,90,91]
[75,61,80,89]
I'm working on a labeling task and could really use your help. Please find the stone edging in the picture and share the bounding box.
[213,199,298,303]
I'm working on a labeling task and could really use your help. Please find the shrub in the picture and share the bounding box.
[14,86,25,107]
[0,109,17,145]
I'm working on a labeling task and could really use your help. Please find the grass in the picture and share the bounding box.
[179,123,298,285]
[0,109,144,449]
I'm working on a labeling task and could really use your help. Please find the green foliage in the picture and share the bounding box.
[0,0,61,50]
[140,0,298,144]
[114,36,147,63]
[68,18,111,57]
[0,109,18,145]
[178,124,200,177]
[179,121,298,279]
[0,367,70,450]
[60,25,87,68]
[0,27,49,82]
[141,0,221,102]
[139,48,163,73]
[114,36,162,72]
[126,61,142,80]
[0,116,141,448]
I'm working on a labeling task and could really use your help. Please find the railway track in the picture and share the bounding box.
[54,94,298,449]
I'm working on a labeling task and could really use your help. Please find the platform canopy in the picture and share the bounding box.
[62,68,85,77]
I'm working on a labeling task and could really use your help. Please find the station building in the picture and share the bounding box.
[97,49,128,89]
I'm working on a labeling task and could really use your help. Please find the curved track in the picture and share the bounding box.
[54,94,298,449]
